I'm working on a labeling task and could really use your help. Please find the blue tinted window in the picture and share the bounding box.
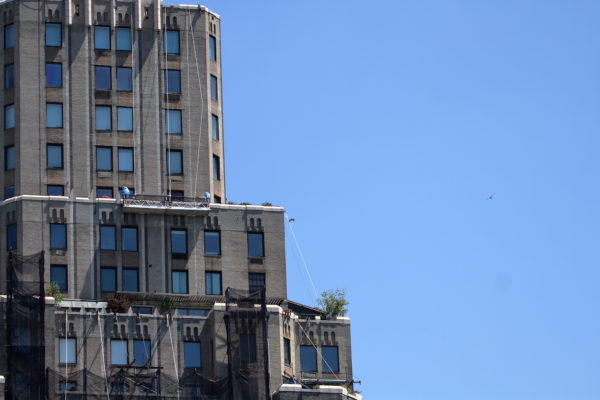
[115,27,131,51]
[210,75,218,100]
[50,223,67,249]
[101,268,117,292]
[172,270,188,294]
[205,271,221,295]
[95,106,111,130]
[117,107,133,131]
[122,268,138,292]
[204,231,220,256]
[165,109,182,134]
[322,346,339,373]
[4,64,13,88]
[96,187,113,198]
[248,273,265,293]
[51,264,67,291]
[164,70,181,93]
[184,342,201,368]
[46,23,61,47]
[96,147,112,171]
[209,35,217,61]
[46,63,62,87]
[171,229,187,255]
[4,104,14,129]
[167,150,182,174]
[122,227,137,252]
[118,147,133,171]
[300,346,317,372]
[110,339,127,365]
[164,30,179,54]
[95,26,110,50]
[4,145,14,170]
[47,144,63,169]
[47,185,64,196]
[240,334,257,362]
[117,67,132,91]
[211,114,219,140]
[4,24,14,49]
[133,340,151,366]
[212,155,220,180]
[100,225,116,250]
[7,224,16,250]
[46,103,63,128]
[95,66,111,90]
[4,185,14,199]
[247,233,264,257]
[59,338,76,364]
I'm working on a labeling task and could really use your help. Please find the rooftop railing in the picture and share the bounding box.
[122,194,210,214]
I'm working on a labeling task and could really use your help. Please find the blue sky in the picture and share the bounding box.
[169,1,600,398]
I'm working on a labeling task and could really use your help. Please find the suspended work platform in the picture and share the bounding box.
[121,195,210,215]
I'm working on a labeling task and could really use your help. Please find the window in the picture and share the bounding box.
[212,155,220,180]
[4,185,14,199]
[4,63,13,88]
[117,107,133,131]
[4,24,14,49]
[122,227,138,252]
[4,145,14,170]
[214,195,221,204]
[184,342,201,368]
[96,187,113,198]
[101,267,116,292]
[209,35,217,61]
[164,70,181,94]
[165,109,182,134]
[7,224,16,250]
[247,233,264,257]
[132,306,153,315]
[240,334,257,363]
[122,268,139,292]
[164,30,180,54]
[300,346,317,372]
[170,190,184,200]
[117,67,132,91]
[171,229,187,255]
[59,381,76,393]
[118,147,134,172]
[172,270,188,294]
[59,338,76,364]
[51,264,67,292]
[95,26,110,50]
[47,144,63,169]
[210,75,218,100]
[95,106,111,130]
[46,103,63,128]
[46,63,62,87]
[95,66,111,90]
[45,23,61,47]
[50,223,66,249]
[96,147,112,171]
[167,150,182,175]
[248,273,265,293]
[47,185,64,196]
[111,340,128,365]
[204,231,220,256]
[205,271,221,295]
[133,340,151,366]
[211,114,219,140]
[284,338,291,366]
[322,346,339,373]
[100,225,116,250]
[175,308,208,317]
[115,27,131,51]
[4,104,14,129]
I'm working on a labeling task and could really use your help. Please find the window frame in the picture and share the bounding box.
[4,145,15,171]
[47,185,64,196]
[94,25,111,50]
[4,24,14,49]
[95,65,111,90]
[45,23,62,47]
[203,230,221,256]
[284,338,291,366]
[4,104,14,129]
[95,105,112,131]
[211,114,219,140]
[170,228,187,256]
[247,232,265,257]
[133,339,151,367]
[321,345,340,373]
[110,339,128,366]
[47,144,64,169]
[46,103,63,128]
[167,150,183,175]
[3,185,14,199]
[118,147,134,171]
[116,67,132,91]
[117,107,133,132]
[300,345,317,372]
[183,341,201,368]
[59,338,76,364]
[46,62,62,88]
[163,30,180,54]
[164,69,181,94]
[122,268,139,292]
[96,187,114,198]
[50,223,67,249]
[172,270,188,294]
[96,146,113,171]
[205,271,222,295]
[209,35,217,61]
[164,109,182,134]
[51,264,68,292]
[115,27,132,51]
[101,267,117,293]
[100,225,117,251]
[210,75,218,100]
[121,226,138,252]
[6,223,16,250]
[212,155,220,181]
[4,63,13,89]
[248,272,266,293]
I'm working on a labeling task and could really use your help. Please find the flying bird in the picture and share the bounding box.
[488,193,495,200]
[288,218,295,223]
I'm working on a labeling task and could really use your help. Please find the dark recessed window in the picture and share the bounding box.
[300,345,317,372]
[132,306,153,315]
[50,223,67,249]
[122,268,139,292]
[100,225,116,250]
[94,26,111,50]
[96,187,114,198]
[59,338,76,364]
[172,270,188,294]
[164,30,180,54]
[117,107,133,131]
[47,144,63,169]
[248,272,265,293]
[214,195,221,204]
[212,155,220,180]
[133,340,151,366]
[95,66,111,90]
[96,147,112,171]
[184,341,201,368]
[171,229,187,255]
[59,381,76,393]
[51,264,68,292]
[4,63,13,88]
[101,267,117,292]
[205,271,221,295]
[210,75,218,100]
[4,24,14,49]
[122,227,138,252]
[167,150,182,175]
[204,231,220,256]
[47,185,64,196]
[165,109,182,134]
[95,106,112,130]
[115,27,131,51]
[209,35,217,61]
[46,103,63,128]
[45,23,62,47]
[211,114,219,140]
[110,339,127,365]
[240,334,257,363]
[4,145,14,170]
[4,104,14,129]
[7,224,16,250]
[118,147,134,171]
[170,190,184,200]
[4,185,14,199]
[116,67,132,91]
[284,338,291,366]
[164,69,181,94]
[247,232,264,257]
[322,346,340,373]
[46,63,62,87]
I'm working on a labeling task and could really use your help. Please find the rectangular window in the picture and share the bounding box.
[171,229,187,255]
[165,109,182,134]
[115,27,131,51]
[95,106,112,130]
[111,339,128,365]
[95,66,111,90]
[51,264,67,292]
[96,187,114,198]
[212,155,220,180]
[172,270,188,294]
[50,223,66,249]
[47,185,64,196]
[100,225,116,250]
[4,24,14,49]
[214,195,221,204]
[211,114,219,140]
[248,273,265,293]
[117,107,133,131]
[240,334,257,363]
[116,67,132,91]
[46,103,63,128]
[204,231,220,256]
[46,63,62,87]
[4,185,14,199]
[132,306,153,315]
[322,346,340,373]
[59,381,76,393]
[95,26,110,50]
[184,342,201,368]
[122,268,139,292]
[47,144,63,169]
[122,227,138,252]
[101,267,116,292]
[133,340,151,366]
[45,23,61,47]
[205,271,222,295]
[4,104,14,129]
[300,345,317,372]
[96,147,112,171]
[4,63,13,88]
[4,145,14,170]
[118,147,134,171]
[59,338,76,364]
[209,35,217,61]
[210,75,218,100]
[284,338,291,366]
[167,150,182,175]
[164,30,180,54]
[164,70,181,94]
[7,224,16,250]
[170,190,184,200]
[247,233,264,257]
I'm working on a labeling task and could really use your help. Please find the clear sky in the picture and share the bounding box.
[169,1,600,398]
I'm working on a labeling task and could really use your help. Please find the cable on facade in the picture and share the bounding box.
[285,212,319,301]
[97,312,111,400]
[296,321,341,382]
[166,314,181,400]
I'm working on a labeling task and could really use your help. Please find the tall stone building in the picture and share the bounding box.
[0,0,360,399]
